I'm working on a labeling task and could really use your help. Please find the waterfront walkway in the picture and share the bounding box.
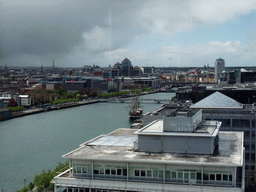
[3,99,100,121]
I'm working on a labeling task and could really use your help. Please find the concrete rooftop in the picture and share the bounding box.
[63,128,243,167]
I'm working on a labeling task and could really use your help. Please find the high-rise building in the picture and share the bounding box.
[214,58,225,83]
[121,58,132,76]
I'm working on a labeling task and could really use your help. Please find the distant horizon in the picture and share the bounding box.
[2,64,256,70]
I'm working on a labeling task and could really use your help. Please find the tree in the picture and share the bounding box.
[8,97,18,107]
[28,182,34,190]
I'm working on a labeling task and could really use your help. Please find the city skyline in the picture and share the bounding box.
[1,0,256,68]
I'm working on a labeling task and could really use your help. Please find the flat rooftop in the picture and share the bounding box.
[135,119,220,136]
[63,128,243,167]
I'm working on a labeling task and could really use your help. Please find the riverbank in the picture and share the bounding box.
[1,99,100,121]
[0,90,163,121]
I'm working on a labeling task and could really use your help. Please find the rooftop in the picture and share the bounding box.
[63,128,243,167]
[135,119,220,137]
[190,91,243,109]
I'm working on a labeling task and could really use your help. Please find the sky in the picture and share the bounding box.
[0,0,256,68]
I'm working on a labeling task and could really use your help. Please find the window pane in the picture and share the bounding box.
[153,170,158,178]
[210,174,215,180]
[83,167,87,173]
[99,167,104,174]
[190,173,195,179]
[77,167,81,173]
[135,170,140,176]
[223,174,228,181]
[184,173,189,179]
[197,173,201,180]
[117,169,122,175]
[159,171,163,178]
[216,174,221,181]
[105,169,110,175]
[123,169,127,176]
[178,172,183,179]
[203,174,209,180]
[172,172,176,179]
[93,170,99,174]
[165,171,170,179]
[111,169,116,175]
[141,170,146,177]
[229,175,232,182]
[147,170,152,177]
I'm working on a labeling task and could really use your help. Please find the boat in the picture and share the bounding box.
[129,91,143,121]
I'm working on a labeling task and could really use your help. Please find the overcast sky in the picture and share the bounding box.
[1,0,256,68]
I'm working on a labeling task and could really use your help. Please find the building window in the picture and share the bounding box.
[197,173,201,180]
[153,170,158,178]
[117,168,122,176]
[135,170,140,177]
[100,167,104,174]
[171,172,176,179]
[93,170,99,174]
[105,169,110,175]
[83,167,88,174]
[123,169,127,176]
[210,174,215,180]
[77,167,81,173]
[111,169,116,175]
[216,174,221,181]
[203,173,209,180]
[165,171,170,179]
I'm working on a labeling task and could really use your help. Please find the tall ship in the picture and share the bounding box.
[129,92,143,121]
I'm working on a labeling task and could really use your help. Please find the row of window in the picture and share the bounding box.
[73,165,233,185]
[133,170,232,182]
[202,173,232,182]
[74,166,88,174]
[93,167,127,176]
[134,169,163,178]
[208,118,256,129]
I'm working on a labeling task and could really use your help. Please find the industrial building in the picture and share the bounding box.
[53,109,244,192]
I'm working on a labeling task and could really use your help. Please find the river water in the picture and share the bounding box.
[0,92,175,191]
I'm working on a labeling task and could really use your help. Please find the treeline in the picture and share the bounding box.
[8,106,24,112]
[16,162,69,192]
[28,88,87,105]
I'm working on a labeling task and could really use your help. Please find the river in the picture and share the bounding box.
[0,92,175,191]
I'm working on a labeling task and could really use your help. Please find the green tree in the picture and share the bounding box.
[28,182,34,190]
[21,186,29,192]
[57,88,67,96]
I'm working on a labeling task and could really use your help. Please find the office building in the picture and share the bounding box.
[121,58,132,77]
[190,91,254,178]
[53,109,244,192]
[214,58,225,83]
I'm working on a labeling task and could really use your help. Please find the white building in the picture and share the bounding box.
[53,109,244,192]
